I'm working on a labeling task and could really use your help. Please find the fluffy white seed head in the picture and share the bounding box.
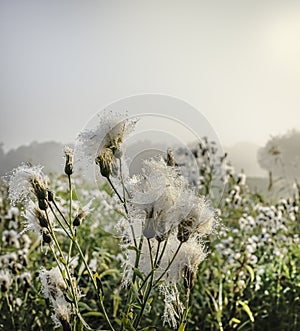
[50,295,72,329]
[76,111,138,164]
[39,266,67,299]
[8,163,48,207]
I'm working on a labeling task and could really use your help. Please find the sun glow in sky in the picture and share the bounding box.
[0,0,300,151]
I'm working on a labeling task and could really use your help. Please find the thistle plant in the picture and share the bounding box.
[5,111,217,330]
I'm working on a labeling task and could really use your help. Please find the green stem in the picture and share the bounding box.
[133,239,155,329]
[107,169,138,248]
[138,240,161,293]
[153,242,183,288]
[48,199,114,330]
[52,199,70,228]
[179,288,191,330]
[5,294,15,330]
[156,236,169,267]
[107,177,124,204]
[73,239,116,331]
[120,236,144,331]
[46,211,78,309]
[48,203,72,240]
[119,158,129,215]
[67,174,73,264]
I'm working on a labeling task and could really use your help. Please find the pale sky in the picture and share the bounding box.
[1,0,300,151]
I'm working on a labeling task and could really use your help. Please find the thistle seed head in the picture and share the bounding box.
[95,148,114,178]
[73,211,86,226]
[34,208,48,228]
[42,228,52,244]
[64,146,74,176]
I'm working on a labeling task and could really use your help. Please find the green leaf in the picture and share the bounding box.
[99,269,119,279]
[82,311,103,318]
[177,321,186,331]
[60,257,67,265]
[229,317,241,326]
[283,263,290,279]
[122,316,136,331]
[246,265,255,282]
[78,302,93,312]
[75,318,84,331]
[113,290,120,317]
[133,267,144,280]
[237,300,254,323]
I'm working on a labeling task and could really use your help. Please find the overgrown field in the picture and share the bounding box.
[0,114,299,331]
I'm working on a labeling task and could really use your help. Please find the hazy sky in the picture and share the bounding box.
[1,0,300,151]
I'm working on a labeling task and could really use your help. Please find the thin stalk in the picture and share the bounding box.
[68,174,72,222]
[52,199,70,228]
[138,240,161,293]
[107,177,124,204]
[156,237,169,268]
[179,288,192,330]
[45,209,85,330]
[46,211,78,308]
[50,245,93,331]
[49,199,115,330]
[72,239,116,331]
[133,239,155,329]
[153,242,183,288]
[5,294,15,330]
[49,244,77,305]
[120,236,144,331]
[67,174,73,264]
[119,158,129,215]
[48,203,72,240]
[108,163,138,248]
[154,240,161,267]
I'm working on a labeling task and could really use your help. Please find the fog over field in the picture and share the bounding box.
[1,0,300,155]
[0,139,266,178]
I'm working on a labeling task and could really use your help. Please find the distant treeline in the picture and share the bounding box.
[0,141,66,176]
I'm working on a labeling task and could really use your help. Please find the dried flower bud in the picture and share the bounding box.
[1,281,8,292]
[34,208,48,228]
[38,199,48,211]
[47,190,55,202]
[112,147,123,159]
[30,177,48,201]
[11,262,22,275]
[95,148,114,178]
[143,219,156,239]
[22,273,32,289]
[177,219,193,243]
[73,211,86,226]
[166,148,176,167]
[42,229,52,244]
[143,209,156,239]
[0,271,11,293]
[155,233,167,242]
[64,146,74,176]
[183,266,195,290]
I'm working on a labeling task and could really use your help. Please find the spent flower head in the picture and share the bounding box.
[128,158,186,240]
[8,163,49,208]
[39,266,67,299]
[40,266,72,329]
[76,111,137,177]
[64,145,74,176]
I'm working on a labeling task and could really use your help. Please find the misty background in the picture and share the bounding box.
[1,1,300,180]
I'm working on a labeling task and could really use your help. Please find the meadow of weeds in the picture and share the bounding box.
[0,112,299,331]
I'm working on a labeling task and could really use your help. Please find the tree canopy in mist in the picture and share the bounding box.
[257,130,300,181]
